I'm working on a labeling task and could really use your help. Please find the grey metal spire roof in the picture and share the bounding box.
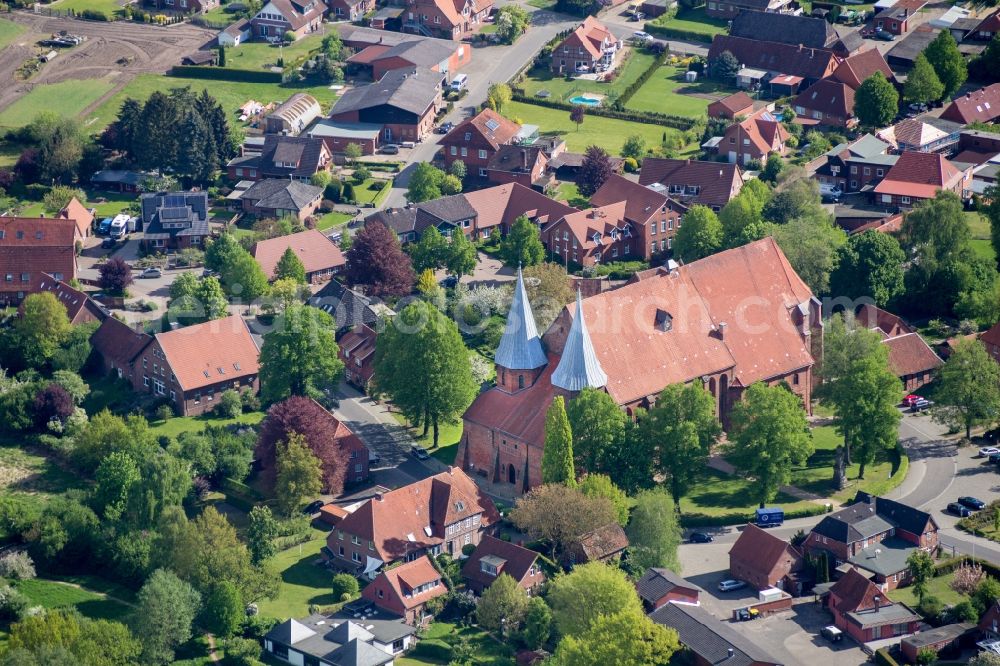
[494,267,547,370]
[551,290,607,392]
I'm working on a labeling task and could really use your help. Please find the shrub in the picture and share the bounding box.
[216,390,243,419]
[410,639,452,662]
[241,389,260,413]
[352,167,370,185]
[0,552,35,580]
[0,584,30,622]
[331,573,360,601]
[918,594,942,619]
[461,543,476,556]
[155,403,175,422]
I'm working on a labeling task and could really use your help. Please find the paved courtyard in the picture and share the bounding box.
[727,602,868,666]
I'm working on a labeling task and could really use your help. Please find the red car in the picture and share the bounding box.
[903,395,923,407]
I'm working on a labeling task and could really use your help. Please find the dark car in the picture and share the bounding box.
[436,121,454,134]
[959,496,986,510]
[303,500,325,514]
[947,502,972,517]
[689,532,713,543]
[101,237,117,249]
[910,398,932,412]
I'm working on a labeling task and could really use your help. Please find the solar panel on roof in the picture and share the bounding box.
[484,118,501,132]
[164,194,186,207]
[160,207,189,220]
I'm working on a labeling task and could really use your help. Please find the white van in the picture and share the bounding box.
[109,213,130,240]
[449,73,468,92]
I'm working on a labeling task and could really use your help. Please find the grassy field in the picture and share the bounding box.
[626,64,720,117]
[16,188,138,219]
[966,210,996,264]
[649,7,729,36]
[0,18,25,50]
[892,572,964,608]
[147,411,266,440]
[0,77,118,131]
[50,0,124,17]
[222,32,326,72]
[555,181,588,208]
[84,74,341,133]
[390,413,463,465]
[14,578,133,622]
[679,467,817,520]
[505,101,683,154]
[789,425,900,503]
[396,621,514,666]
[315,211,354,231]
[0,441,84,503]
[518,48,658,104]
[256,528,339,619]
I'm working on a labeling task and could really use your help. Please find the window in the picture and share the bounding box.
[377,588,384,598]
[863,167,871,176]
[478,149,487,159]
[651,224,656,235]
[876,168,884,177]
[729,137,735,144]
[901,196,911,204]
[851,166,858,174]
[481,561,498,576]
[352,535,361,545]
[16,231,23,240]
[464,532,472,545]
[352,551,362,563]
[518,374,524,389]
[624,244,630,255]
[338,530,344,540]
[369,540,375,550]
[461,147,467,157]
[143,376,150,387]
[20,273,29,282]
[851,180,858,189]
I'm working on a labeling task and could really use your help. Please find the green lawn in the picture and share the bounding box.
[505,101,684,154]
[84,73,341,133]
[626,64,720,117]
[789,425,900,503]
[201,3,238,22]
[147,411,266,440]
[17,188,137,220]
[315,212,354,231]
[679,467,817,521]
[649,7,729,36]
[256,529,339,619]
[0,441,85,502]
[966,211,996,264]
[390,413,463,465]
[0,18,25,50]
[891,572,965,609]
[222,32,326,72]
[14,578,133,622]
[396,621,514,666]
[525,0,557,9]
[350,178,390,205]
[0,77,118,131]
[555,181,588,208]
[50,0,124,17]
[518,48,658,104]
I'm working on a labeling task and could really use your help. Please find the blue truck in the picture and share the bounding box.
[98,217,113,235]
[755,507,784,527]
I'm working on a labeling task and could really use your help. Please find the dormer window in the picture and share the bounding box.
[655,309,673,332]
[592,232,602,245]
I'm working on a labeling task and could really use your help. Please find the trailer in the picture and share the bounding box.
[755,507,784,527]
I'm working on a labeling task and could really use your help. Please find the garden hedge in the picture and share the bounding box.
[409,639,452,661]
[509,92,697,130]
[169,65,282,84]
[645,23,715,44]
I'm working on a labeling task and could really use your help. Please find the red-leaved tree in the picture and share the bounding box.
[98,256,134,295]
[34,383,74,428]
[345,221,415,299]
[577,145,614,197]
[255,396,348,495]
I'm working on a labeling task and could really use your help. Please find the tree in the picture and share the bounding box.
[970,652,1000,666]
[550,609,680,666]
[258,305,343,404]
[4,610,141,665]
[246,506,279,564]
[500,215,545,267]
[772,213,847,294]
[93,451,140,521]
[73,411,157,473]
[449,160,466,180]
[570,105,585,131]
[542,396,575,486]
[133,569,201,665]
[547,562,644,637]
[410,226,449,272]
[476,573,529,635]
[973,577,1000,615]
[720,189,767,247]
[446,229,477,278]
[523,262,574,331]
[275,433,323,515]
[576,145,613,197]
[578,473,629,526]
[621,135,645,161]
[933,338,1000,439]
[904,53,945,104]
[642,383,721,506]
[256,396,351,494]
[275,247,306,283]
[907,550,934,602]
[521,597,551,649]
[509,484,617,558]
[487,83,513,115]
[12,292,71,368]
[761,154,784,184]
[709,50,740,82]
[494,4,529,43]
[222,252,269,301]
[829,230,906,306]
[627,488,682,571]
[216,389,243,419]
[416,268,439,298]
[854,72,899,129]
[724,383,813,507]
[203,581,243,638]
[33,383,74,427]
[407,162,446,203]
[674,205,723,262]
[971,34,1000,84]
[925,30,967,98]
[345,221,415,299]
[565,387,625,474]
[269,278,307,312]
[331,573,360,601]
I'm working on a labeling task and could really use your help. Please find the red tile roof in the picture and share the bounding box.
[58,197,95,239]
[708,35,840,81]
[884,332,943,378]
[832,48,894,89]
[253,229,345,280]
[637,158,745,209]
[363,556,446,611]
[90,316,153,368]
[708,92,755,117]
[549,202,629,253]
[590,174,671,227]
[731,110,790,155]
[154,315,260,392]
[450,109,521,151]
[462,182,578,231]
[462,535,542,589]
[831,567,891,613]
[941,84,1000,125]
[793,79,855,121]
[0,217,78,298]
[574,523,629,561]
[729,524,800,579]
[463,354,559,445]
[346,44,392,65]
[38,274,105,325]
[874,151,966,199]
[562,16,613,59]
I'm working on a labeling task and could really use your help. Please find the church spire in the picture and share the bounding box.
[494,266,547,370]
[552,290,607,392]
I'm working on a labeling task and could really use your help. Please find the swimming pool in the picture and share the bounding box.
[569,95,601,106]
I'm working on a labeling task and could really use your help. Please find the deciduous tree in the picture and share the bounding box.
[406,162,446,203]
[565,387,624,474]
[258,305,343,404]
[133,568,201,665]
[410,226,449,272]
[476,573,529,635]
[521,597,551,649]
[904,53,945,104]
[550,609,680,666]
[925,30,967,98]
[5,609,141,666]
[522,262,573,330]
[829,230,906,306]
[345,221,415,299]
[773,213,846,294]
[907,550,934,602]
[275,247,306,283]
[627,487,682,571]
[246,506,279,564]
[576,145,613,197]
[542,396,575,485]
[446,228,477,278]
[500,215,545,267]
[621,134,645,160]
[933,338,1000,439]
[509,484,617,559]
[570,105,585,131]
[854,72,899,129]
[578,473,629,526]
[488,83,513,115]
[12,292,71,368]
[674,205,723,262]
[202,581,243,638]
[546,562,644,637]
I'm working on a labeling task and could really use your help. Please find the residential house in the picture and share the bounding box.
[329,67,444,143]
[826,568,922,642]
[414,193,479,238]
[0,217,77,307]
[941,84,1000,125]
[873,151,971,208]
[462,182,577,240]
[457,238,820,496]
[874,0,925,36]
[814,134,897,193]
[587,173,681,260]
[339,324,377,392]
[650,602,784,666]
[218,18,251,46]
[90,170,150,193]
[486,145,550,190]
[328,467,499,574]
[877,118,960,154]
[250,0,324,41]
[38,275,106,325]
[952,129,1000,169]
[439,109,522,177]
[961,7,1000,42]
[400,0,493,40]
[139,191,210,251]
[977,321,1000,364]
[90,317,153,385]
[726,10,863,56]
[239,179,323,221]
[264,613,416,666]
[804,491,938,591]
[144,0,218,14]
[542,202,635,267]
[705,0,791,19]
[565,523,629,565]
[729,524,806,594]
[311,279,391,332]
[636,569,701,611]
[264,93,322,136]
[345,38,469,81]
[722,109,789,165]
[639,158,745,211]
[707,92,755,120]
[135,315,260,416]
[708,36,840,88]
[57,197,95,240]
[461,535,545,595]
[979,600,1000,642]
[365,208,420,243]
[362,556,447,624]
[253,229,345,283]
[792,79,857,129]
[228,135,332,182]
[550,17,621,74]
[547,151,624,181]
[901,624,975,664]
[830,48,896,89]
[307,119,384,156]
[856,304,942,390]
[329,0,375,22]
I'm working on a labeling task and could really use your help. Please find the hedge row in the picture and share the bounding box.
[679,502,832,528]
[220,476,264,500]
[409,639,452,662]
[510,91,697,131]
[934,554,1000,579]
[645,23,716,44]
[169,65,282,84]
[614,48,670,109]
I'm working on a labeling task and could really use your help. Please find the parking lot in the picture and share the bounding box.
[727,602,868,666]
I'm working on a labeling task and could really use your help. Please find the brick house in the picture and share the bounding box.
[876,119,960,154]
[57,197,95,241]
[550,17,621,74]
[729,524,805,594]
[722,109,789,166]
[361,556,447,624]
[461,535,545,595]
[228,135,332,183]
[638,158,745,212]
[636,568,701,611]
[726,10,863,57]
[240,180,323,221]
[814,134,897,193]
[587,174,681,261]
[38,275,106,325]
[253,229,345,283]
[400,0,493,41]
[873,0,924,36]
[328,467,499,575]
[90,317,153,385]
[439,109,522,178]
[543,202,638,268]
[830,48,896,89]
[486,145,550,190]
[341,31,471,79]
[982,322,1000,364]
[250,0,324,41]
[461,182,577,240]
[804,492,938,591]
[707,37,840,89]
[139,191,210,252]
[707,92,755,120]
[329,67,444,144]
[136,315,261,417]
[792,79,857,129]
[901,624,975,664]
[826,568,921,643]
[856,304,942,391]
[873,151,971,209]
[338,324,377,392]
[328,0,375,22]
[704,0,791,20]
[941,84,1000,125]
[979,600,1000,640]
[650,603,784,666]
[0,217,77,308]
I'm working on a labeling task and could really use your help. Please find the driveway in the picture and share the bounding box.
[433,251,514,288]
[727,602,868,666]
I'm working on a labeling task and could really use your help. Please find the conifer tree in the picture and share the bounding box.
[542,396,575,486]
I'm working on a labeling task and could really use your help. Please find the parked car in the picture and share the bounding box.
[979,446,1000,458]
[910,398,932,412]
[908,102,928,114]
[411,445,430,460]
[959,496,986,510]
[139,267,162,279]
[903,394,924,407]
[633,30,651,41]
[718,579,747,592]
[820,184,842,202]
[303,500,325,514]
[380,144,400,155]
[202,268,217,278]
[947,502,972,517]
[875,29,896,41]
[989,452,1000,465]
[436,121,454,134]
[821,626,844,642]
[689,532,713,543]
[575,64,590,73]
[101,237,117,249]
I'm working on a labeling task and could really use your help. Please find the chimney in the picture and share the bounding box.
[375,492,384,501]
[718,321,727,339]
[873,595,880,612]
[728,648,735,659]
[522,149,528,170]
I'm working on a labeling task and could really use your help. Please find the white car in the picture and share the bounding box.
[979,447,1000,458]
[718,579,746,592]
[633,30,652,41]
